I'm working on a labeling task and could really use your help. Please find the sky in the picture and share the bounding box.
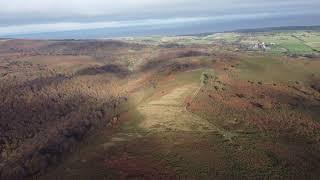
[0,0,319,38]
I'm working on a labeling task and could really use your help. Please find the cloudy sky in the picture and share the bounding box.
[0,0,319,37]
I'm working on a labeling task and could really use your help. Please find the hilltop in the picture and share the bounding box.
[0,28,319,179]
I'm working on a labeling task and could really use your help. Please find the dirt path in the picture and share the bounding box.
[137,84,218,132]
[106,83,235,147]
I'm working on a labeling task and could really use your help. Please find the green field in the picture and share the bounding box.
[124,30,320,56]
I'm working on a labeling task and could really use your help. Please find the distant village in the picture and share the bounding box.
[252,41,274,51]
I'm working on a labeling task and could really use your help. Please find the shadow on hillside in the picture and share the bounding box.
[140,50,211,73]
[0,88,127,179]
[76,64,130,78]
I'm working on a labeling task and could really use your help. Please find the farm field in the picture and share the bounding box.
[0,28,320,179]
[124,30,320,56]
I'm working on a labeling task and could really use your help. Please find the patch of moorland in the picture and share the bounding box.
[188,57,320,178]
[0,37,320,179]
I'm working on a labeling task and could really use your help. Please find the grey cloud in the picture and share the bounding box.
[1,0,319,21]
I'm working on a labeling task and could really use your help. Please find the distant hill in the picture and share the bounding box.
[181,25,320,37]
[234,25,320,33]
